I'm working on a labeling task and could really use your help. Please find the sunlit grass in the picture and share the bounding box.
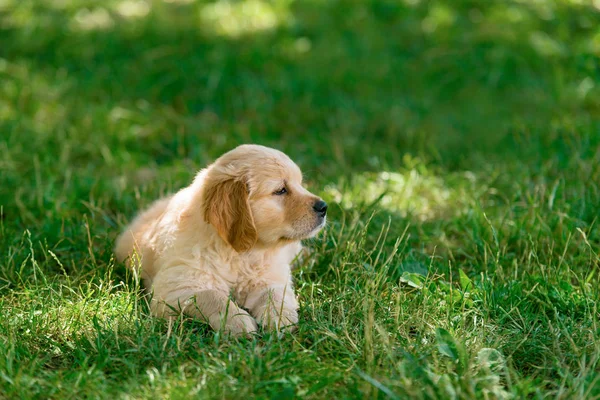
[2,0,289,36]
[200,0,289,37]
[324,158,482,221]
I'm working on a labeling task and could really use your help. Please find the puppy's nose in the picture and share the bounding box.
[313,200,328,216]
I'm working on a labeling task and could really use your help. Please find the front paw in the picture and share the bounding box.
[210,312,258,337]
[257,306,298,333]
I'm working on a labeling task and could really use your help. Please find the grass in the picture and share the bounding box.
[1,0,600,398]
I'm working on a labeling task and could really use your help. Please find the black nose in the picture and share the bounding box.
[313,200,328,216]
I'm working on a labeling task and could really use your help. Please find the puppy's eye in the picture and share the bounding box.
[273,187,287,196]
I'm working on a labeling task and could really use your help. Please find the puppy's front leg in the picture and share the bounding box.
[244,284,299,332]
[153,289,258,336]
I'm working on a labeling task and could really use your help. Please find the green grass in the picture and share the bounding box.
[1,0,600,398]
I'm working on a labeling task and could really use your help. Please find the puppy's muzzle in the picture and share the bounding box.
[313,200,328,218]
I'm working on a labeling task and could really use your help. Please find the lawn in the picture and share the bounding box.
[1,0,600,398]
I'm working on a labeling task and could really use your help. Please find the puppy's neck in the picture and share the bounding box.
[251,237,298,252]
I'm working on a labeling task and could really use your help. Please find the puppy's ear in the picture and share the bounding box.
[203,176,257,252]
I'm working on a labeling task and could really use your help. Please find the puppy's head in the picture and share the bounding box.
[202,144,327,252]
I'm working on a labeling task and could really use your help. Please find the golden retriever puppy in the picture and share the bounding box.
[115,144,327,335]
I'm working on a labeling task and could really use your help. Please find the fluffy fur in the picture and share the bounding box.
[115,144,327,335]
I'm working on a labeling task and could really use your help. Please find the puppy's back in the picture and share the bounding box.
[115,196,172,267]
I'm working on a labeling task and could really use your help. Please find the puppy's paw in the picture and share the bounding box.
[257,307,298,333]
[210,312,258,337]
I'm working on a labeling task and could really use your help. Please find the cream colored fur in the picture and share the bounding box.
[115,144,326,336]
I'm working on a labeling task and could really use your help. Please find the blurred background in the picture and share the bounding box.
[2,0,599,168]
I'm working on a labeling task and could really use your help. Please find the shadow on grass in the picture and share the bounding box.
[1,0,599,175]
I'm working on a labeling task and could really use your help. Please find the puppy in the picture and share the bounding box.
[115,144,327,335]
